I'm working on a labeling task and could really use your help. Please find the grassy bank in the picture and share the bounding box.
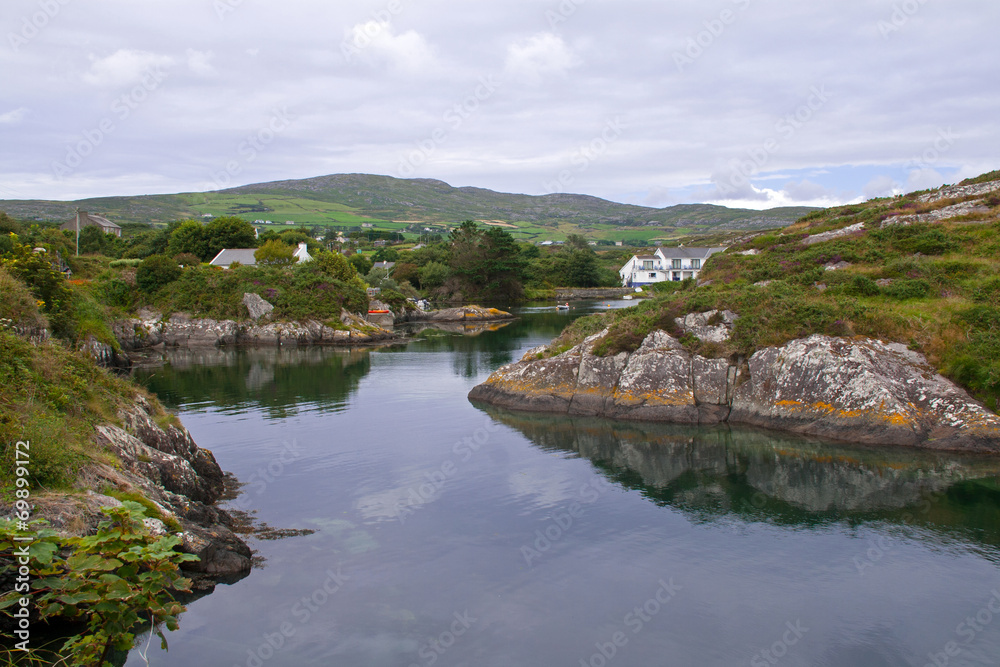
[549,174,1000,410]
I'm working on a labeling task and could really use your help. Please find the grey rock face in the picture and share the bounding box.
[242,292,275,320]
[470,328,1000,452]
[674,310,738,344]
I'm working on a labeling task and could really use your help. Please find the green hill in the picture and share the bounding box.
[548,171,1000,408]
[0,173,815,243]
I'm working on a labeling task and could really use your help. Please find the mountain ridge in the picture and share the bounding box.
[0,173,817,240]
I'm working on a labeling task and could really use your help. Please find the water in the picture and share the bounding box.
[128,301,1000,667]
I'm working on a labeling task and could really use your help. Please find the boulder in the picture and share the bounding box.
[242,292,275,321]
[470,328,1000,452]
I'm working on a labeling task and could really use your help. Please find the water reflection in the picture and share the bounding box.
[480,407,1000,546]
[133,346,372,417]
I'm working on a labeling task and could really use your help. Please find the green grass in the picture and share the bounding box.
[547,174,1000,410]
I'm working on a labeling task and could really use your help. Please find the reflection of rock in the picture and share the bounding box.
[402,319,514,336]
[470,330,1000,452]
[482,408,1000,516]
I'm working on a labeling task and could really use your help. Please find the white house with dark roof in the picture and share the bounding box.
[59,211,122,237]
[619,246,726,286]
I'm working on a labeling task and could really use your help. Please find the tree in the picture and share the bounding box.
[204,216,257,258]
[254,239,296,266]
[447,221,525,301]
[348,253,373,276]
[0,211,21,234]
[166,220,209,260]
[313,250,358,282]
[136,255,181,292]
[419,261,450,290]
[78,225,111,255]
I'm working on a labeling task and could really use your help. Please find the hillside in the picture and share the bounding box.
[545,170,1000,410]
[0,173,815,243]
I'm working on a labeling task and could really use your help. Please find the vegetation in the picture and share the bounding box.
[0,503,197,666]
[550,173,1000,409]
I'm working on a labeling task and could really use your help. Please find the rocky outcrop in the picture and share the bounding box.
[20,396,252,579]
[555,288,635,300]
[802,222,866,246]
[917,180,1000,203]
[469,325,1000,452]
[882,200,993,227]
[398,305,514,323]
[115,308,396,350]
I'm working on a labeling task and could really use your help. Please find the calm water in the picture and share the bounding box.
[128,302,1000,667]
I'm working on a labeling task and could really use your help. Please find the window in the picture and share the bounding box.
[649,272,657,278]
[672,259,681,269]
[642,260,653,270]
[673,272,681,281]
[692,259,701,269]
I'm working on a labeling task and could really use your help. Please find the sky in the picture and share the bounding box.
[1,0,998,211]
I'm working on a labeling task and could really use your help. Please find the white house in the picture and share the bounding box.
[293,242,312,263]
[619,246,726,287]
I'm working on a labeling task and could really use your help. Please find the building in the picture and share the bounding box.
[59,211,121,237]
[293,242,312,263]
[209,248,258,268]
[619,246,726,286]
[372,261,395,271]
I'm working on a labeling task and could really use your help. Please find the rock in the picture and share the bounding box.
[470,330,1000,452]
[824,261,851,271]
[882,200,993,227]
[738,249,760,256]
[728,335,1000,451]
[402,305,514,323]
[242,293,275,321]
[814,283,827,292]
[802,222,866,246]
[754,280,772,287]
[674,310,738,344]
[876,278,893,287]
[918,180,1000,204]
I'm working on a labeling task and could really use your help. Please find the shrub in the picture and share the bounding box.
[313,250,358,282]
[254,239,296,267]
[882,279,931,300]
[173,252,202,268]
[136,255,181,293]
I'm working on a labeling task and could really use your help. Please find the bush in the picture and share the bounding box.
[136,255,181,293]
[254,239,296,266]
[882,279,931,300]
[173,252,202,268]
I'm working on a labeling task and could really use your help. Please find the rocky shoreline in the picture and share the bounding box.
[469,312,1000,452]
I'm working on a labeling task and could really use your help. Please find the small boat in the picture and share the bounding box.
[556,303,570,310]
[368,309,391,314]
[622,294,634,300]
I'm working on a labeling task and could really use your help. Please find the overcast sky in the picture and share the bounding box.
[1,0,997,210]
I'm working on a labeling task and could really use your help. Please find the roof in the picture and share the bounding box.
[655,246,726,259]
[634,255,658,260]
[59,212,121,232]
[209,248,258,267]
[373,261,395,270]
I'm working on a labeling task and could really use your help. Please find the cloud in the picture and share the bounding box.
[504,32,579,84]
[863,175,899,199]
[0,107,28,124]
[82,49,173,87]
[344,22,435,73]
[186,49,216,77]
[783,179,834,201]
[905,167,947,192]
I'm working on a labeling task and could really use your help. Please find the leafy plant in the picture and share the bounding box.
[0,503,198,666]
